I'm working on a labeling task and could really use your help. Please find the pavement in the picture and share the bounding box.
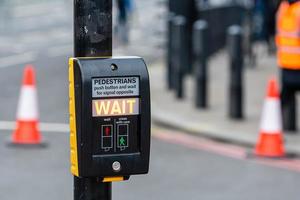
[150,45,300,155]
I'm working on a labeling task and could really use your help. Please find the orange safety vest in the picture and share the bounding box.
[276,1,300,70]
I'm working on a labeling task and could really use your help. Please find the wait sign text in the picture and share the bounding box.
[92,98,139,117]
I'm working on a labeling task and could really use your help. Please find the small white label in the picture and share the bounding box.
[92,77,139,98]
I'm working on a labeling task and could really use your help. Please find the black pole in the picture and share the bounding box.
[193,20,208,108]
[172,15,187,99]
[227,25,244,119]
[73,0,112,199]
[74,177,112,200]
[74,0,112,57]
[169,0,195,74]
[167,12,175,90]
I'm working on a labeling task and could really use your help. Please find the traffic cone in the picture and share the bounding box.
[254,78,285,157]
[11,65,42,145]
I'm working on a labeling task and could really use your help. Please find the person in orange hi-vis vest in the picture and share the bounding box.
[276,0,300,131]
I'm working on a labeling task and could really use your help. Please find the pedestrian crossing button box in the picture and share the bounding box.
[69,57,151,180]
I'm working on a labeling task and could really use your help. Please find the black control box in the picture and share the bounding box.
[69,57,151,178]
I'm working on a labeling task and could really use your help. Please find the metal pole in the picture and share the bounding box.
[169,0,195,74]
[227,25,244,119]
[73,0,112,199]
[74,177,112,200]
[193,20,208,108]
[167,12,175,90]
[172,16,187,99]
[74,0,112,57]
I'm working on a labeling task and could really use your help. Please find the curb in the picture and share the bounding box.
[151,104,256,148]
[152,104,300,155]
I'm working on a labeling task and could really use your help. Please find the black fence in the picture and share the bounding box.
[197,5,245,57]
[167,1,247,118]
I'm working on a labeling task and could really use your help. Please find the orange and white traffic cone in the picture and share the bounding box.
[254,77,285,157]
[11,65,42,145]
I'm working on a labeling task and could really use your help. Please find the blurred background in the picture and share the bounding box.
[1,0,300,199]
